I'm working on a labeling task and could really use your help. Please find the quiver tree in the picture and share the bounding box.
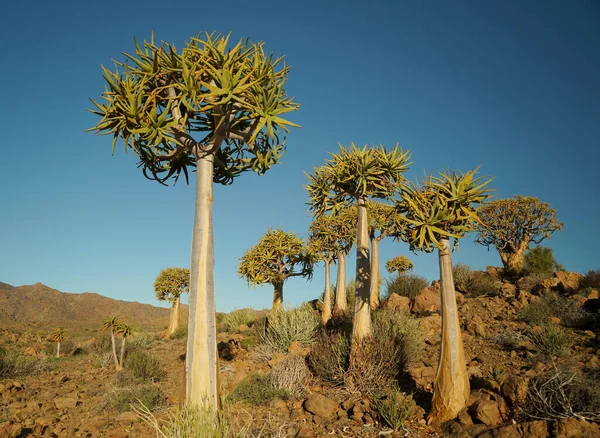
[238,228,315,310]
[49,328,66,358]
[154,267,190,337]
[367,201,402,309]
[306,143,411,341]
[117,323,134,369]
[396,168,493,424]
[475,196,563,273]
[330,207,356,315]
[102,316,121,370]
[88,32,300,410]
[386,255,414,274]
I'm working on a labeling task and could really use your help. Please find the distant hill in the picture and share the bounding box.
[0,282,188,331]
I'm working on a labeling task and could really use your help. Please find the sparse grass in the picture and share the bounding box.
[519,291,588,327]
[372,309,424,368]
[221,309,257,333]
[169,326,188,340]
[108,384,167,412]
[124,350,166,382]
[0,347,46,378]
[487,367,507,391]
[260,305,319,353]
[453,264,501,297]
[384,273,428,300]
[307,331,350,386]
[129,333,151,349]
[528,325,570,359]
[494,330,524,351]
[228,374,290,406]
[376,388,416,430]
[269,355,309,398]
[579,269,600,290]
[517,273,552,293]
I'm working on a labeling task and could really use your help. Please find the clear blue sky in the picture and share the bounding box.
[1,0,599,312]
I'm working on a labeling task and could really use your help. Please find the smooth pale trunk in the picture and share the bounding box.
[333,252,347,314]
[500,241,529,273]
[111,333,120,370]
[351,198,371,340]
[119,337,126,368]
[56,342,60,358]
[322,260,332,324]
[428,237,470,424]
[165,297,181,337]
[186,154,220,410]
[272,282,284,311]
[369,237,381,310]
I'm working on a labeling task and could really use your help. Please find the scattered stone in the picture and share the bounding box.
[588,289,599,299]
[115,412,137,423]
[303,394,338,418]
[384,293,410,312]
[54,397,77,410]
[475,420,548,438]
[500,282,516,299]
[288,341,310,357]
[411,286,440,315]
[34,416,56,426]
[554,418,600,438]
[295,424,315,437]
[547,316,561,325]
[500,374,529,407]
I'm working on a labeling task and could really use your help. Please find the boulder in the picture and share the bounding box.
[475,420,549,438]
[303,394,338,418]
[500,282,516,299]
[588,289,599,299]
[539,272,582,295]
[53,397,77,410]
[500,374,529,407]
[412,287,440,315]
[407,366,436,389]
[554,418,600,438]
[384,293,410,312]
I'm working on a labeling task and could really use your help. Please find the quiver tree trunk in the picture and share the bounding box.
[334,252,347,315]
[499,241,529,273]
[352,197,371,341]
[110,332,120,370]
[165,297,181,337]
[428,237,470,424]
[119,337,126,368]
[272,281,284,311]
[369,237,381,310]
[186,153,220,411]
[56,342,60,358]
[322,260,332,324]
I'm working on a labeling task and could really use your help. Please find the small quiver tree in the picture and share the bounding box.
[306,143,411,343]
[475,196,563,274]
[102,316,121,370]
[154,267,190,338]
[87,32,300,410]
[396,168,493,424]
[386,255,414,274]
[238,229,315,310]
[49,328,66,358]
[116,323,134,369]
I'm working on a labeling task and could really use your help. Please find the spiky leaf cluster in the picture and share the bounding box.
[49,328,66,343]
[102,316,121,334]
[368,201,403,240]
[308,207,357,261]
[88,32,300,185]
[154,267,190,304]
[306,144,412,216]
[397,168,494,252]
[385,256,414,274]
[238,229,315,287]
[116,323,135,339]
[475,196,563,253]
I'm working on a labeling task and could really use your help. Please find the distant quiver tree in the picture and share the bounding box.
[154,267,190,337]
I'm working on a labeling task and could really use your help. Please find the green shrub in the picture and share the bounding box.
[134,403,232,438]
[524,367,600,421]
[453,263,473,290]
[124,350,166,382]
[114,370,137,387]
[228,374,289,405]
[517,273,552,293]
[384,273,428,300]
[129,333,151,349]
[221,309,257,333]
[0,348,46,378]
[307,331,350,386]
[580,269,600,290]
[519,291,588,327]
[89,334,112,355]
[270,355,309,398]
[524,246,563,276]
[453,264,501,297]
[109,384,167,412]
[372,309,424,368]
[169,326,188,340]
[528,325,570,359]
[376,388,416,430]
[494,330,523,351]
[260,305,319,353]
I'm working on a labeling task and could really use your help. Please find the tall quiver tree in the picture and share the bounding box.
[49,328,66,358]
[238,229,315,310]
[367,201,401,309]
[474,196,563,273]
[306,144,411,341]
[396,168,493,424]
[88,32,300,410]
[330,207,356,315]
[154,267,190,337]
[102,316,121,370]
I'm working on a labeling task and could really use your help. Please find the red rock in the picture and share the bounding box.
[554,418,600,438]
[303,394,338,418]
[383,293,410,312]
[412,287,440,315]
[476,420,548,438]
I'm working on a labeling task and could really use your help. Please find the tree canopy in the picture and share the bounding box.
[386,256,414,274]
[154,267,190,303]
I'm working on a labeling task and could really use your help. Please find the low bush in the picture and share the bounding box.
[519,292,588,327]
[129,333,151,349]
[487,367,507,391]
[580,269,600,290]
[384,273,428,300]
[169,326,188,340]
[524,246,563,276]
[228,374,289,405]
[527,325,570,359]
[0,348,46,378]
[44,340,76,357]
[221,309,257,333]
[270,355,309,398]
[524,366,600,421]
[453,264,501,297]
[376,388,416,430]
[260,305,319,353]
[109,384,167,412]
[372,309,424,369]
[307,331,350,386]
[494,330,524,351]
[89,334,112,355]
[124,350,166,382]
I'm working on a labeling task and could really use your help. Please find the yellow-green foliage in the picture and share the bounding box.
[260,305,319,353]
[237,229,315,288]
[153,267,189,304]
[376,388,416,430]
[229,374,290,405]
[385,256,414,274]
[221,309,257,333]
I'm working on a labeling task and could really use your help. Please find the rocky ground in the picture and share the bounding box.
[1,268,599,437]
